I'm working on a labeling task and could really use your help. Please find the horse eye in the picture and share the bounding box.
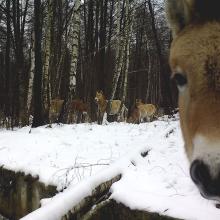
[173,73,187,87]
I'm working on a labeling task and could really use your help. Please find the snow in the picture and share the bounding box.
[0,122,142,190]
[0,115,219,219]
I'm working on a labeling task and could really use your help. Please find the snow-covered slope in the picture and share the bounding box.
[0,121,161,191]
[0,116,219,220]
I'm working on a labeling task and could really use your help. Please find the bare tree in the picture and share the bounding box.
[32,0,44,127]
[69,0,81,100]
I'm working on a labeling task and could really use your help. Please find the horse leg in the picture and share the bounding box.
[138,114,141,124]
[77,111,80,123]
[96,109,99,124]
[80,113,82,123]
[82,112,87,123]
[102,112,108,124]
[98,111,102,124]
[97,109,102,124]
[116,113,120,122]
[73,111,77,123]
[146,116,150,122]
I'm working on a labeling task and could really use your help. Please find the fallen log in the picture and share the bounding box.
[62,174,121,220]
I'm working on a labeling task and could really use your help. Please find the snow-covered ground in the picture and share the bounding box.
[0,121,158,191]
[0,116,220,220]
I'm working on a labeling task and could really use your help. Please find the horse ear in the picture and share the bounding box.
[165,0,194,37]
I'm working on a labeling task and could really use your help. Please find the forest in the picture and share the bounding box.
[0,0,178,128]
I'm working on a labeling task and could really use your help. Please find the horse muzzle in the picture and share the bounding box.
[190,158,220,202]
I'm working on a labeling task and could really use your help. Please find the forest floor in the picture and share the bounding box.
[0,115,220,220]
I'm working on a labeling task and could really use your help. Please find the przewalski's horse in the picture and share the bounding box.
[95,91,128,124]
[136,99,157,122]
[166,0,220,201]
[68,99,89,123]
[127,100,156,123]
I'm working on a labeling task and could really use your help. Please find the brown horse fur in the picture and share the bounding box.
[71,99,88,114]
[136,99,157,122]
[166,0,220,201]
[127,100,156,123]
[68,99,89,123]
[95,91,128,124]
[127,106,141,124]
[49,98,64,124]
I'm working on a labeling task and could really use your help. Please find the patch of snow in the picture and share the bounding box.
[0,122,146,190]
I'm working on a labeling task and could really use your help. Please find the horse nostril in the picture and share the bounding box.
[190,160,220,199]
[190,160,211,186]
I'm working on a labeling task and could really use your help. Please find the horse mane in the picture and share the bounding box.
[166,0,220,36]
[99,90,106,100]
[194,0,220,22]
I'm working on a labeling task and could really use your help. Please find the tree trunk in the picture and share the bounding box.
[32,0,44,128]
[98,0,108,92]
[5,0,11,118]
[108,0,115,50]
[121,0,133,104]
[147,0,165,107]
[43,0,53,113]
[27,31,35,116]
[110,0,124,101]
[69,0,81,100]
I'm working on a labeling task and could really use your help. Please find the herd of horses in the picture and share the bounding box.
[49,91,157,125]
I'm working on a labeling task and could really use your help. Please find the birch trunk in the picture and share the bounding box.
[43,0,53,111]
[27,31,35,115]
[146,36,153,103]
[109,0,122,101]
[121,0,133,104]
[69,0,81,99]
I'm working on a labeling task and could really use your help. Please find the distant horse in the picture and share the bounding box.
[49,98,64,124]
[94,91,128,124]
[68,99,89,123]
[136,99,156,122]
[127,99,156,123]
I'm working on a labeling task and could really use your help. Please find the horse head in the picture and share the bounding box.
[166,0,220,201]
